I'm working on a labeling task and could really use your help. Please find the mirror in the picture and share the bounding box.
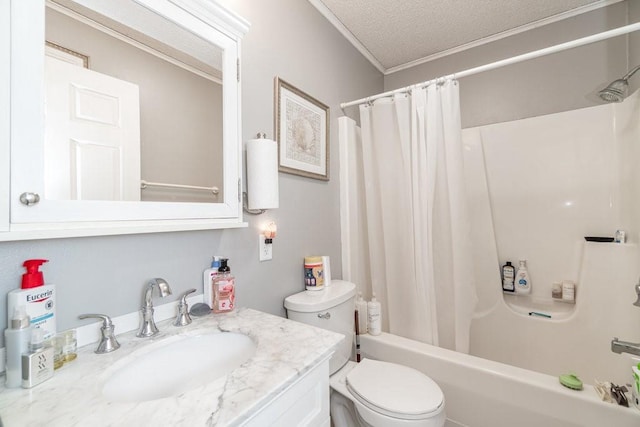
[45,1,223,203]
[6,0,248,233]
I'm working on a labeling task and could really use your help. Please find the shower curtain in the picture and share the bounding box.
[339,80,477,352]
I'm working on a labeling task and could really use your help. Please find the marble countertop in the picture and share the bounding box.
[0,308,344,426]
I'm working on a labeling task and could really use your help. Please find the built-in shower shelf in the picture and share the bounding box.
[502,293,576,320]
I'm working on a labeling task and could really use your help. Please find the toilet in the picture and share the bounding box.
[284,280,446,427]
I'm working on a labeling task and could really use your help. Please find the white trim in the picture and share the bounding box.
[385,0,624,75]
[340,22,640,110]
[169,0,250,41]
[0,219,247,242]
[46,0,223,85]
[307,0,385,74]
[309,0,623,75]
[0,0,9,232]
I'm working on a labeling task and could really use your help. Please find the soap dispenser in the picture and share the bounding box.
[212,258,235,313]
[515,260,531,294]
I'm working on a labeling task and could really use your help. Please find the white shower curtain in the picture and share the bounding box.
[339,79,477,352]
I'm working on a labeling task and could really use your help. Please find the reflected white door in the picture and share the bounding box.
[44,55,140,201]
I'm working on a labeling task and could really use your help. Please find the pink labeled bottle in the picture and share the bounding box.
[212,258,235,313]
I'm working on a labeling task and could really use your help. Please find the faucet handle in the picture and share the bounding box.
[78,314,121,354]
[634,282,640,307]
[174,288,197,327]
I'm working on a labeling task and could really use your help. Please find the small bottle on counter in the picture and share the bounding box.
[21,328,54,388]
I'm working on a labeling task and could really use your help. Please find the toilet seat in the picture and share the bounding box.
[346,358,444,421]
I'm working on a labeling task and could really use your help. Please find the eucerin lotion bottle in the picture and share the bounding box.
[7,259,56,341]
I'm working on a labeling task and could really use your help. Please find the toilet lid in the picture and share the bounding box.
[346,358,444,420]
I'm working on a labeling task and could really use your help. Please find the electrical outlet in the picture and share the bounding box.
[259,236,273,261]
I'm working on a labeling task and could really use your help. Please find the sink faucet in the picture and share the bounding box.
[610,279,640,356]
[78,314,120,354]
[137,278,172,337]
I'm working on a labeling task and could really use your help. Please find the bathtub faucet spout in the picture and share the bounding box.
[611,337,640,357]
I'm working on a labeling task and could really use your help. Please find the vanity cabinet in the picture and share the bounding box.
[1,0,249,241]
[242,358,331,427]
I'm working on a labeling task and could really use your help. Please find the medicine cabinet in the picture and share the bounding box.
[0,0,249,240]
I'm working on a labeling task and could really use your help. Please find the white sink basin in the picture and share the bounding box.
[102,332,256,403]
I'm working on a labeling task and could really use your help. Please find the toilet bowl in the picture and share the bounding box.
[284,281,446,427]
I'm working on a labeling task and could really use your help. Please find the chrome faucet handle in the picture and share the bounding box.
[78,314,121,354]
[174,288,196,327]
[633,281,640,307]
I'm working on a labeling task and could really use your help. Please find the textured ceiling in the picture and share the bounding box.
[313,0,609,72]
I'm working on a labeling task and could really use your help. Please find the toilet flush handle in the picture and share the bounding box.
[317,312,331,320]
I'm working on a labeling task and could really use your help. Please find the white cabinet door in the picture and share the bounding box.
[241,359,330,427]
[44,56,141,201]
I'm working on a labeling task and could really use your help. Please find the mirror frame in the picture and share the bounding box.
[0,0,249,240]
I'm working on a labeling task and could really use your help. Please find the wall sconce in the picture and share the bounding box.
[259,221,277,261]
[244,132,279,215]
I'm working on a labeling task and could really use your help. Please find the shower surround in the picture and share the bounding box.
[463,90,640,386]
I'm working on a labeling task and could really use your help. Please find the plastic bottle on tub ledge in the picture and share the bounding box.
[501,261,515,292]
[515,260,531,294]
[367,293,381,335]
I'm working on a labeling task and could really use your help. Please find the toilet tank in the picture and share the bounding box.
[284,280,356,375]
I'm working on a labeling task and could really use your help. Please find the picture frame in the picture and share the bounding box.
[274,77,329,181]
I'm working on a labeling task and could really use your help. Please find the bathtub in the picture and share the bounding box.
[360,333,640,427]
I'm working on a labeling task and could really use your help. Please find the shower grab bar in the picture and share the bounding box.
[140,180,219,195]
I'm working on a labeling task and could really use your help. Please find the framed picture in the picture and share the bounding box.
[274,77,329,181]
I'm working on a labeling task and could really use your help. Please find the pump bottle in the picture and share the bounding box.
[203,256,222,308]
[515,260,531,294]
[7,260,56,340]
[212,258,235,313]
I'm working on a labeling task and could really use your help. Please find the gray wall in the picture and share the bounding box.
[0,0,382,343]
[384,1,635,128]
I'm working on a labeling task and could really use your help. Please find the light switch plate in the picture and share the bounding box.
[259,236,272,261]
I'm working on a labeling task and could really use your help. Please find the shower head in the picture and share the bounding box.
[599,65,640,103]
[598,79,628,103]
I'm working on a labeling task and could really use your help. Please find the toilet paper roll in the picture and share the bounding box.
[322,256,332,287]
[246,137,279,210]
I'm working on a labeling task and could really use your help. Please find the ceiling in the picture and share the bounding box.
[309,0,619,74]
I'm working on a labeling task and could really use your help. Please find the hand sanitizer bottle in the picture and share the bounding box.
[515,260,531,294]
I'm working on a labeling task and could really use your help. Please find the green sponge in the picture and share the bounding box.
[559,373,583,390]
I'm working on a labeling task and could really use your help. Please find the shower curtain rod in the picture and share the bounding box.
[340,22,640,111]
